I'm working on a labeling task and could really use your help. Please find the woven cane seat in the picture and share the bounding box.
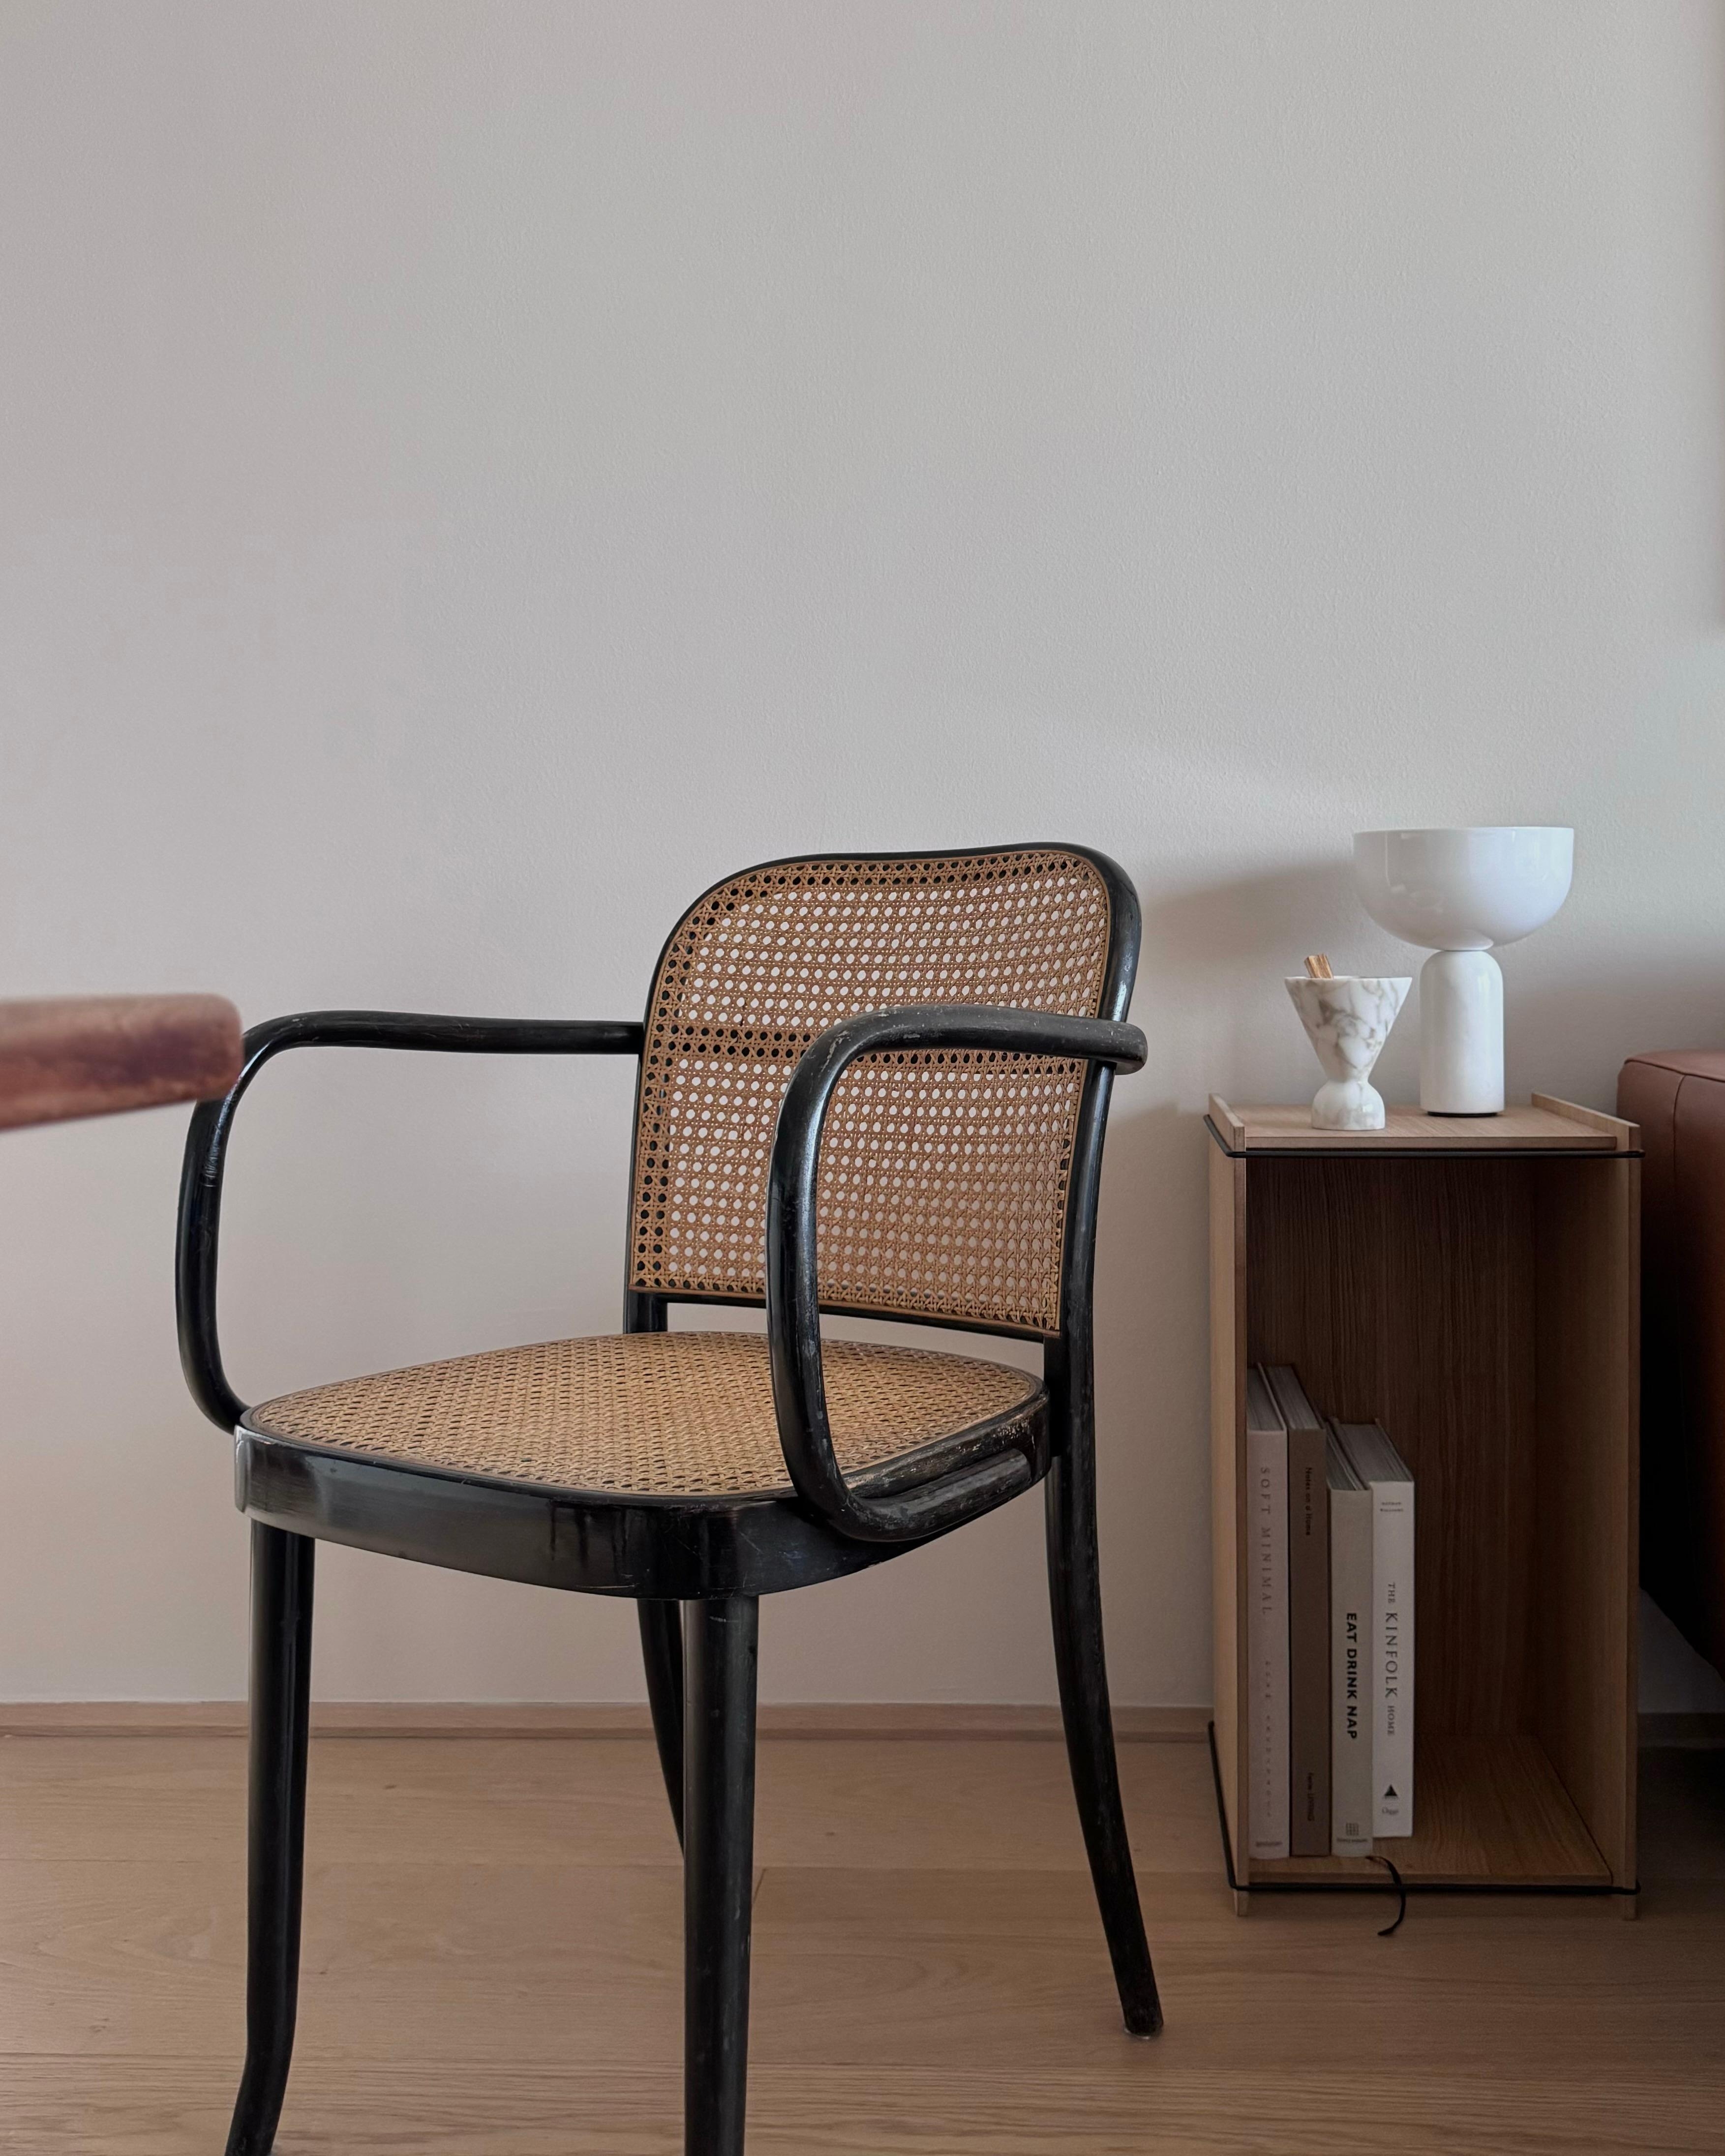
[244,1331,1043,1503]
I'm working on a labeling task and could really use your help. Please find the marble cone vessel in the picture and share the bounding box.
[1285,975,1411,1131]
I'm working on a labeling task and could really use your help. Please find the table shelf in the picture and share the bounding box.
[1244,1733,1608,1889]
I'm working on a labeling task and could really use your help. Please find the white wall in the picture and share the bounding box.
[3,1,1723,1706]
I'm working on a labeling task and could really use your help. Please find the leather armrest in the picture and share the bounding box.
[1620,1050,1725,1674]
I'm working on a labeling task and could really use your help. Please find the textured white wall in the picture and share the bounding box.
[2,1,1722,1705]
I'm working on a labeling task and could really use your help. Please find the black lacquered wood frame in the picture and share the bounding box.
[174,850,1148,1595]
[173,843,1164,2156]
[177,1009,645,1435]
[765,1003,1145,1540]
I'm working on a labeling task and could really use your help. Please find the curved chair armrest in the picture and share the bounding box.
[175,1010,645,1432]
[764,1005,1147,1544]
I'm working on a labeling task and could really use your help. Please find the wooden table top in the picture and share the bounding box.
[0,996,243,1133]
[1207,1093,1638,1154]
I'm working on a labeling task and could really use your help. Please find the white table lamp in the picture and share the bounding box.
[1352,827,1574,1115]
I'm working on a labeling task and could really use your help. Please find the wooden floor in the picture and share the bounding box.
[4,1726,1725,2153]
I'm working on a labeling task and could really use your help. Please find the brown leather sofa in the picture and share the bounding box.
[1619,1049,1725,1676]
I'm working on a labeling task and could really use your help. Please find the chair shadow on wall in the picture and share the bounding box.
[1085,1094,1212,1686]
[1078,857,1386,1670]
[1092,857,1374,1367]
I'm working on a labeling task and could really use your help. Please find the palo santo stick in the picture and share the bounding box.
[1303,954,1335,980]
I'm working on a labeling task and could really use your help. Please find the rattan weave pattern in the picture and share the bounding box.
[245,1331,1041,1499]
[629,850,1113,1334]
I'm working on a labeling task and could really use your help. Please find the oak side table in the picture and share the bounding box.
[1208,1094,1640,1916]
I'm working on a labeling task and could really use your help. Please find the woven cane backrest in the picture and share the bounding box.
[627,848,1121,1336]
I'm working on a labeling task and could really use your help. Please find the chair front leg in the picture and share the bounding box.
[683,1595,758,2156]
[1046,1445,1163,2037]
[638,1598,686,1847]
[227,1524,316,2156]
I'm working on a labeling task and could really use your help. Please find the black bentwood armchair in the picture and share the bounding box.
[176,845,1161,2156]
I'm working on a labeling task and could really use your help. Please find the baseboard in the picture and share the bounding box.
[12,1702,1710,1746]
[0,1700,1211,1742]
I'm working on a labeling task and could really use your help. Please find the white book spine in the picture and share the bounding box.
[1330,1486,1374,1855]
[1373,1478,1415,1838]
[1247,1423,1290,1860]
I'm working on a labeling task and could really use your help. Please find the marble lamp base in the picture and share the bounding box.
[1420,949,1505,1114]
[1285,974,1411,1132]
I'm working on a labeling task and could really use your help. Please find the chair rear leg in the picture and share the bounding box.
[1046,1449,1163,2037]
[683,1595,758,2156]
[638,1598,686,1846]
[227,1523,316,2155]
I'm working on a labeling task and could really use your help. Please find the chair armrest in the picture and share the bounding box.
[175,1009,644,1431]
[764,1005,1147,1543]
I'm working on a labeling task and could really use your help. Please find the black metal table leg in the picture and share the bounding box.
[226,1523,316,2156]
[683,1595,758,2156]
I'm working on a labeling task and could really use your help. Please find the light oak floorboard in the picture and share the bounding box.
[1,1734,1722,2152]
[0,1734,1221,1874]
[6,2062,1723,2156]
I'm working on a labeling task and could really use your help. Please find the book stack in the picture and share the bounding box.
[1246,1365,1415,1860]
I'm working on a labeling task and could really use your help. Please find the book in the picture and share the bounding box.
[1266,1366,1330,1856]
[1244,1366,1290,1859]
[1326,1430,1374,1855]
[1335,1421,1415,1839]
